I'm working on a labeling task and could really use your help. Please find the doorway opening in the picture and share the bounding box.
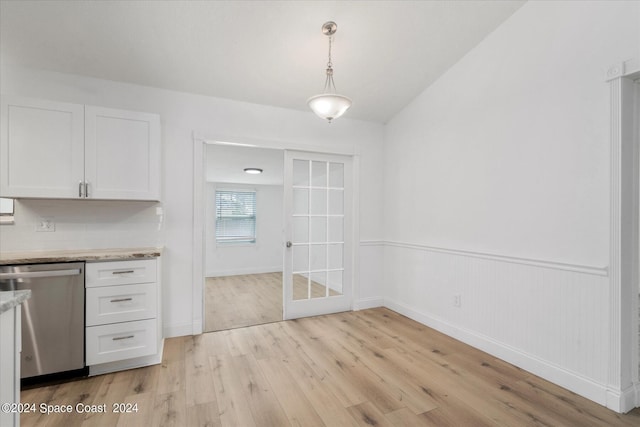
[193,137,359,335]
[203,144,284,332]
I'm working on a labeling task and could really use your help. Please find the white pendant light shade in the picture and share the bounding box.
[307,93,352,122]
[308,21,351,123]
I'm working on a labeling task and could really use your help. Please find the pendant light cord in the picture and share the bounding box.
[323,35,337,94]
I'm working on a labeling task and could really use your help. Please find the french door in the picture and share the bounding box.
[283,150,353,320]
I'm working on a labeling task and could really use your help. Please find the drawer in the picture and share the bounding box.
[86,259,156,288]
[86,319,157,365]
[86,283,157,326]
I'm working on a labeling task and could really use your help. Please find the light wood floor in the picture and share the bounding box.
[205,273,283,332]
[20,308,640,427]
[205,272,340,332]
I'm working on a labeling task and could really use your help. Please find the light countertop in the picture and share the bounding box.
[0,247,162,266]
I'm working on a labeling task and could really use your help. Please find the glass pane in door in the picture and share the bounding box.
[289,157,344,302]
[310,271,327,299]
[284,151,351,320]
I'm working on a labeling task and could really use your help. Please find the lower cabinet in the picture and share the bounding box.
[0,305,21,427]
[86,319,157,365]
[85,258,162,375]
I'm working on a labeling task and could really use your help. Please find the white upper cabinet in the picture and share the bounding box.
[1,96,161,201]
[85,106,160,200]
[0,96,85,198]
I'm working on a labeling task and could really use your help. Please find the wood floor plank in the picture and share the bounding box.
[229,353,291,427]
[384,345,558,426]
[419,405,499,427]
[184,335,218,408]
[74,371,130,427]
[347,401,396,427]
[156,337,186,395]
[202,328,231,356]
[151,391,187,427]
[115,391,156,427]
[327,330,439,415]
[205,273,283,332]
[278,318,372,407]
[125,364,160,396]
[21,382,75,427]
[320,336,416,414]
[185,402,222,427]
[209,353,257,427]
[245,323,281,360]
[333,310,400,349]
[280,351,362,427]
[222,327,255,357]
[385,407,434,427]
[257,356,325,427]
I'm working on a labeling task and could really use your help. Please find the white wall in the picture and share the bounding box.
[0,64,385,337]
[205,183,283,277]
[383,1,639,408]
[0,199,162,251]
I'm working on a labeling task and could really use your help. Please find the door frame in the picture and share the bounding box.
[192,133,360,335]
[606,61,640,412]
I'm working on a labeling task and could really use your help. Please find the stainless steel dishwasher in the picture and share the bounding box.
[0,262,85,380]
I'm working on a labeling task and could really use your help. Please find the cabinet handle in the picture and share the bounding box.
[112,270,135,275]
[79,181,84,198]
[112,335,134,341]
[85,182,90,198]
[110,297,133,303]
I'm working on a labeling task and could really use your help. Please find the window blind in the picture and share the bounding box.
[215,190,256,244]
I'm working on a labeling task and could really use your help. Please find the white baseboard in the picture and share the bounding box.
[609,383,640,413]
[384,298,612,409]
[354,297,384,310]
[164,322,193,338]
[192,317,203,336]
[206,266,282,277]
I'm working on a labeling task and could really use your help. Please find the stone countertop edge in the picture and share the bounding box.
[0,290,31,315]
[0,247,163,266]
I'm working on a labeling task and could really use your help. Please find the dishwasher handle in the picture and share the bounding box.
[0,269,82,280]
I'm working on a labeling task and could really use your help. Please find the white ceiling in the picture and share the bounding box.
[0,1,525,123]
[206,144,284,186]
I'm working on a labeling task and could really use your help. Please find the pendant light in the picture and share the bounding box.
[307,21,352,123]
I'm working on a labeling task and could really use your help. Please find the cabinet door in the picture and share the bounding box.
[1,96,85,198]
[85,106,160,200]
[0,307,18,427]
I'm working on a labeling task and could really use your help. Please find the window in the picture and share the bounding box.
[0,198,14,224]
[215,190,256,244]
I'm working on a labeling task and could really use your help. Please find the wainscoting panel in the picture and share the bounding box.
[356,241,385,310]
[383,242,611,403]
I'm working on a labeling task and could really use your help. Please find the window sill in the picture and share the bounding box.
[0,217,15,225]
[216,242,257,248]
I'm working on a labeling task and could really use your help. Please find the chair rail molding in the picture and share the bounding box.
[606,60,640,413]
[372,240,608,276]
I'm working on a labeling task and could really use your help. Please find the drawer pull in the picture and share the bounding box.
[112,335,135,341]
[110,297,133,303]
[112,270,135,275]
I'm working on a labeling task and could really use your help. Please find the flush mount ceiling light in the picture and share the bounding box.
[307,21,352,123]
[244,168,263,174]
